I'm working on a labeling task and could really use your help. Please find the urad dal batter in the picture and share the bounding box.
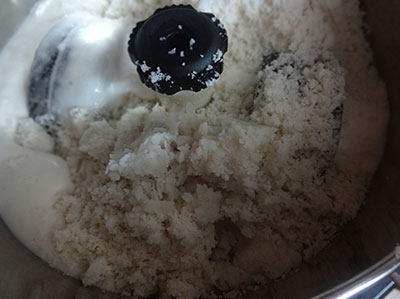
[0,0,389,298]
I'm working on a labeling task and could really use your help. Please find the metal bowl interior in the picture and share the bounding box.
[0,0,399,298]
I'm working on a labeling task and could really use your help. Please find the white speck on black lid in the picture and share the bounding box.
[168,48,177,55]
[200,70,221,87]
[180,51,185,57]
[182,62,186,66]
[200,54,204,58]
[189,38,196,50]
[178,25,183,30]
[154,82,161,91]
[139,61,151,72]
[159,36,167,41]
[205,78,217,87]
[149,67,172,83]
[211,17,217,22]
[212,50,223,63]
[188,70,198,79]
[206,64,214,71]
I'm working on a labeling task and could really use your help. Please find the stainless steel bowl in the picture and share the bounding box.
[1,0,399,298]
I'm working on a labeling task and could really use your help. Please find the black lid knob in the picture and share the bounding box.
[128,5,228,95]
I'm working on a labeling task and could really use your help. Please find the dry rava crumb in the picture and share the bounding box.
[40,0,389,298]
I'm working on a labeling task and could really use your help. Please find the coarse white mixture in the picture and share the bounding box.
[0,0,389,298]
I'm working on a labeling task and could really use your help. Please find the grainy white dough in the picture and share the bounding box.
[0,0,390,298]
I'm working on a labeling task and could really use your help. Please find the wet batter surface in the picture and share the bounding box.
[0,0,389,298]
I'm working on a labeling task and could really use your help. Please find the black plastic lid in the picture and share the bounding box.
[128,5,228,95]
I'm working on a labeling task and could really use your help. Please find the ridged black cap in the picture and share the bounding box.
[128,5,228,95]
